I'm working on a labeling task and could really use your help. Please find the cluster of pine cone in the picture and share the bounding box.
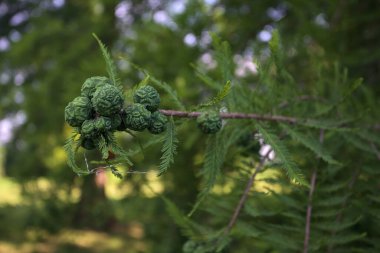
[64,76,167,150]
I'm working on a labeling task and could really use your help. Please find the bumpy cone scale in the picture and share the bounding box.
[92,84,124,117]
[197,111,222,134]
[64,96,93,127]
[133,85,161,112]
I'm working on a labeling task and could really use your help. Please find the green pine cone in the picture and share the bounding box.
[92,84,124,116]
[197,111,222,134]
[148,111,167,134]
[81,76,111,98]
[124,103,151,131]
[64,96,93,127]
[133,85,160,112]
[81,138,96,150]
[94,117,112,132]
[81,120,97,138]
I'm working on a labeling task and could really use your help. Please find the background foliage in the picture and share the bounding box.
[0,0,379,252]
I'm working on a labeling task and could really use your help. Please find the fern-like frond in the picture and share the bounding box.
[261,231,300,251]
[269,29,282,65]
[235,222,263,238]
[95,134,109,160]
[199,80,231,108]
[189,134,226,217]
[356,130,380,146]
[341,133,375,153]
[317,179,350,193]
[256,124,307,186]
[210,33,233,83]
[158,117,178,176]
[315,216,361,231]
[313,208,343,218]
[190,126,248,216]
[63,133,78,170]
[192,64,221,90]
[316,77,363,117]
[63,132,89,176]
[281,124,340,165]
[301,117,357,131]
[326,233,366,246]
[314,194,350,207]
[244,202,281,217]
[92,33,121,90]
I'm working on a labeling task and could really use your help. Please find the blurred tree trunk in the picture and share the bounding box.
[73,174,109,229]
[71,0,118,229]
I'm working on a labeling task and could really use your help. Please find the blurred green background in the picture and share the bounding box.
[0,0,379,252]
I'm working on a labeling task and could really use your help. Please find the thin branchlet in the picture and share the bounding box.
[160,109,299,124]
[303,130,324,253]
[224,147,273,236]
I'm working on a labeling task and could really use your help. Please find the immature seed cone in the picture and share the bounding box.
[133,85,160,112]
[81,76,111,98]
[124,103,151,131]
[196,111,222,134]
[64,96,93,127]
[81,138,96,150]
[81,120,97,137]
[94,117,112,132]
[148,111,168,134]
[92,85,124,116]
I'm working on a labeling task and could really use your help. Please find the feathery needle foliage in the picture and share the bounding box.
[59,26,380,253]
[189,133,223,216]
[189,126,249,216]
[256,124,308,186]
[200,80,232,108]
[158,117,178,176]
[92,33,121,90]
[281,124,340,165]
[63,132,89,176]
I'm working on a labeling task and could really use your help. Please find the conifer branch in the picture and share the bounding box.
[160,110,380,129]
[303,169,317,253]
[160,110,298,124]
[303,130,324,253]
[224,148,272,236]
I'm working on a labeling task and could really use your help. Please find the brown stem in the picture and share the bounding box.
[303,130,324,253]
[303,169,317,253]
[160,110,380,130]
[160,109,298,124]
[223,148,272,236]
